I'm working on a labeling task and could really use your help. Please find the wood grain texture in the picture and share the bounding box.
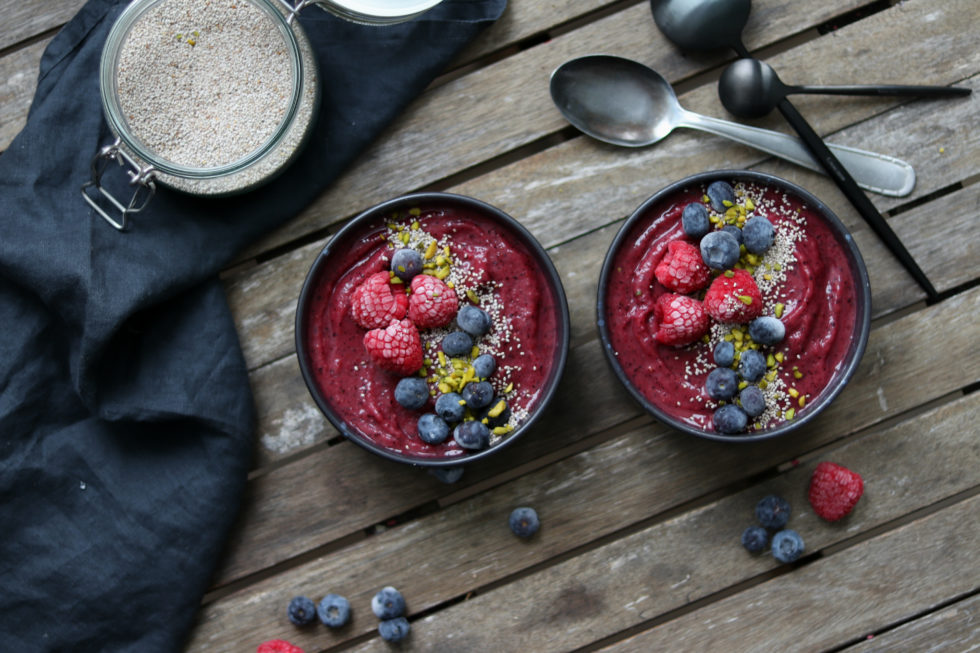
[844,593,980,653]
[188,377,980,652]
[0,39,48,151]
[0,0,84,51]
[211,284,980,587]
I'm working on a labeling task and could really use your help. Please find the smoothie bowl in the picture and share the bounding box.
[296,193,570,466]
[598,171,871,442]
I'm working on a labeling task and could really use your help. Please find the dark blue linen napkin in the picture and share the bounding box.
[0,0,505,650]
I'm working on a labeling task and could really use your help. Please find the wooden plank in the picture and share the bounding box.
[596,494,980,652]
[0,0,84,51]
[239,0,875,258]
[843,593,980,652]
[0,39,48,151]
[187,391,980,651]
[210,285,980,587]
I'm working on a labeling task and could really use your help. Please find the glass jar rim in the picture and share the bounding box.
[99,0,305,179]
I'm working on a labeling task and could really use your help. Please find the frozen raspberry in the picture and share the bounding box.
[408,274,458,328]
[652,293,709,346]
[350,271,408,330]
[808,461,864,521]
[655,240,712,294]
[363,318,423,375]
[704,269,763,323]
[257,640,304,653]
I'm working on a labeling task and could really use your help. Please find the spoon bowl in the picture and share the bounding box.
[719,58,973,119]
[650,0,750,53]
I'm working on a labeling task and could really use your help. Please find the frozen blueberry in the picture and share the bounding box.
[713,341,735,367]
[461,380,494,410]
[317,594,351,628]
[508,506,540,538]
[738,349,767,382]
[457,304,491,336]
[771,529,805,563]
[722,224,744,245]
[472,353,497,379]
[417,413,450,445]
[742,215,775,254]
[453,420,490,450]
[700,230,741,270]
[428,466,464,484]
[739,385,766,418]
[442,331,473,358]
[713,404,748,434]
[378,617,411,643]
[755,495,791,530]
[371,586,406,619]
[706,180,736,212]
[287,596,316,626]
[394,377,429,411]
[749,316,785,346]
[741,525,769,554]
[705,367,738,401]
[681,202,710,239]
[435,392,465,423]
[477,397,511,428]
[390,248,423,281]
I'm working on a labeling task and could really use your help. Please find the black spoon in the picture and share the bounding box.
[650,0,940,300]
[719,58,971,120]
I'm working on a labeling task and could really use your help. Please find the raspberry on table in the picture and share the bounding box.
[257,640,304,653]
[808,461,864,521]
[704,268,763,323]
[408,274,458,328]
[652,293,710,346]
[350,271,408,330]
[363,318,423,376]
[654,240,711,294]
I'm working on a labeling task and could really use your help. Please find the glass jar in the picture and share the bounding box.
[310,0,444,25]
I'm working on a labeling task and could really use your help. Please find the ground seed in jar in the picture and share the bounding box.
[116,0,294,169]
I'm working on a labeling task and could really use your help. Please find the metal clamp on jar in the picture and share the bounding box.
[82,0,443,230]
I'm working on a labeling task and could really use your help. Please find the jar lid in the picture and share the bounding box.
[313,0,443,24]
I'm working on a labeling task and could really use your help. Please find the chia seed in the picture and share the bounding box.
[114,0,317,194]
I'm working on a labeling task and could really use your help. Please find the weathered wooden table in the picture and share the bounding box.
[4,0,979,650]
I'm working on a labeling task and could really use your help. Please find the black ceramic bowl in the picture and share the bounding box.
[597,170,871,442]
[296,192,570,466]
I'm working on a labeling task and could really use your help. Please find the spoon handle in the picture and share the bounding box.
[775,97,938,300]
[791,84,972,98]
[680,111,915,197]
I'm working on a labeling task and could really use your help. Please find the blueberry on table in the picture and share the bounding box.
[435,392,465,423]
[453,420,490,450]
[771,529,805,563]
[682,202,710,239]
[509,506,540,538]
[417,413,450,445]
[713,404,748,434]
[755,494,791,530]
[457,304,492,336]
[378,617,411,643]
[441,330,473,358]
[317,593,351,628]
[742,215,775,253]
[749,316,785,346]
[700,230,741,270]
[390,248,423,281]
[741,525,768,554]
[738,349,766,382]
[706,180,736,212]
[713,341,736,367]
[287,596,316,626]
[394,376,429,410]
[461,380,494,410]
[371,586,406,619]
[739,385,766,418]
[472,353,497,379]
[706,367,739,401]
[428,466,464,484]
[722,224,744,245]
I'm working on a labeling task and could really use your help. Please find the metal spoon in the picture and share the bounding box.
[549,55,914,197]
[650,0,939,300]
[719,58,971,120]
